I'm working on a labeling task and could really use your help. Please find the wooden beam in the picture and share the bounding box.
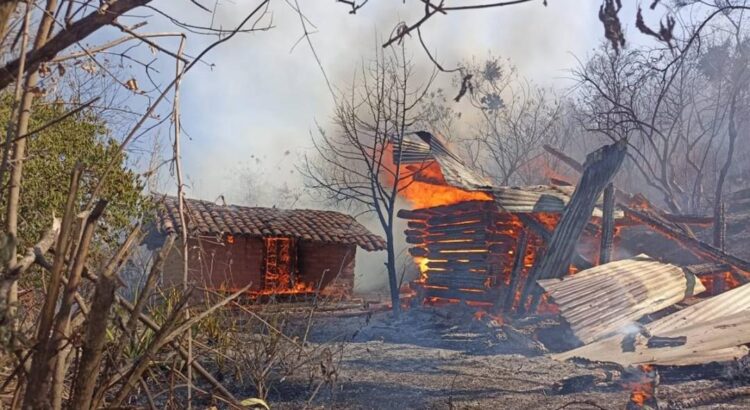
[502,229,529,313]
[625,206,750,279]
[713,201,726,251]
[523,140,628,314]
[517,214,594,271]
[599,183,616,264]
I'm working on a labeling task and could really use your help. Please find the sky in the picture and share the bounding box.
[135,0,654,205]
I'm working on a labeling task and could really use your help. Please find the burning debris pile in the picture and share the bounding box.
[393,133,625,313]
[389,132,750,407]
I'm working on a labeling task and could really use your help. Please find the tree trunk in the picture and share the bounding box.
[385,229,400,317]
[714,94,737,251]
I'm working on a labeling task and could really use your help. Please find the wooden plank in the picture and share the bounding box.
[503,229,529,312]
[662,213,714,225]
[414,200,496,215]
[426,260,488,271]
[427,211,488,226]
[424,251,489,262]
[425,266,488,275]
[682,263,731,277]
[404,229,425,237]
[599,183,615,264]
[427,232,488,242]
[408,221,427,230]
[406,236,424,245]
[425,222,486,235]
[422,286,497,303]
[426,272,491,289]
[397,209,432,220]
[428,240,488,252]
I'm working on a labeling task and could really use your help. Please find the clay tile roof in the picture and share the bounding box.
[155,195,386,251]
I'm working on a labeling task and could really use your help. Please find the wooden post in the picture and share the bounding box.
[502,229,528,313]
[713,201,726,251]
[521,139,627,314]
[599,183,616,264]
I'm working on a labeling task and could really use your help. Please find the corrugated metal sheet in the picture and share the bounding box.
[493,185,625,218]
[393,132,493,191]
[552,281,750,366]
[538,255,706,344]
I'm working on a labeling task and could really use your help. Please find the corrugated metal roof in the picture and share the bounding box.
[393,132,493,191]
[493,185,625,218]
[538,255,706,344]
[552,281,750,366]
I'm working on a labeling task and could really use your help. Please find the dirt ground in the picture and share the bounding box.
[239,306,750,410]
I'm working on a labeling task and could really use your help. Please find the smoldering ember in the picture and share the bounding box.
[4,2,750,410]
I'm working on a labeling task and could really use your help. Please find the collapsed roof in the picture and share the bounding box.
[395,132,623,217]
[538,255,706,345]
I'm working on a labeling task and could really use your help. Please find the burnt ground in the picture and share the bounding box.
[228,305,750,410]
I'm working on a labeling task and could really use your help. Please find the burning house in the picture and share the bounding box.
[148,196,386,297]
[394,132,633,312]
[392,132,749,314]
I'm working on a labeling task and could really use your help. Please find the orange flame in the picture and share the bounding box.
[627,364,656,408]
[383,143,492,208]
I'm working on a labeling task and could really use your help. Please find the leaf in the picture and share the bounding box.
[57,63,66,77]
[124,78,139,92]
[39,63,51,77]
[28,86,46,97]
[240,398,270,409]
[81,62,97,74]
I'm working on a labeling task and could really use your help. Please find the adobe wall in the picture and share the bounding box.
[161,236,357,295]
[297,241,356,295]
[162,236,264,292]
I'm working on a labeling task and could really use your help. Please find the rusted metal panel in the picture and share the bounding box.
[394,132,493,191]
[552,280,750,366]
[538,255,706,344]
[493,185,625,218]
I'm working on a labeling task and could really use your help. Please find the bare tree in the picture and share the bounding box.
[574,3,750,217]
[301,44,434,317]
[458,57,561,185]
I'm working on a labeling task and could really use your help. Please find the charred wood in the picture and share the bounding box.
[502,229,529,313]
[517,213,594,271]
[422,251,490,261]
[426,211,488,226]
[599,183,616,264]
[419,286,497,302]
[713,201,726,251]
[427,240,489,252]
[667,386,750,408]
[682,263,731,277]
[426,260,489,271]
[425,272,491,289]
[625,206,750,279]
[407,221,427,230]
